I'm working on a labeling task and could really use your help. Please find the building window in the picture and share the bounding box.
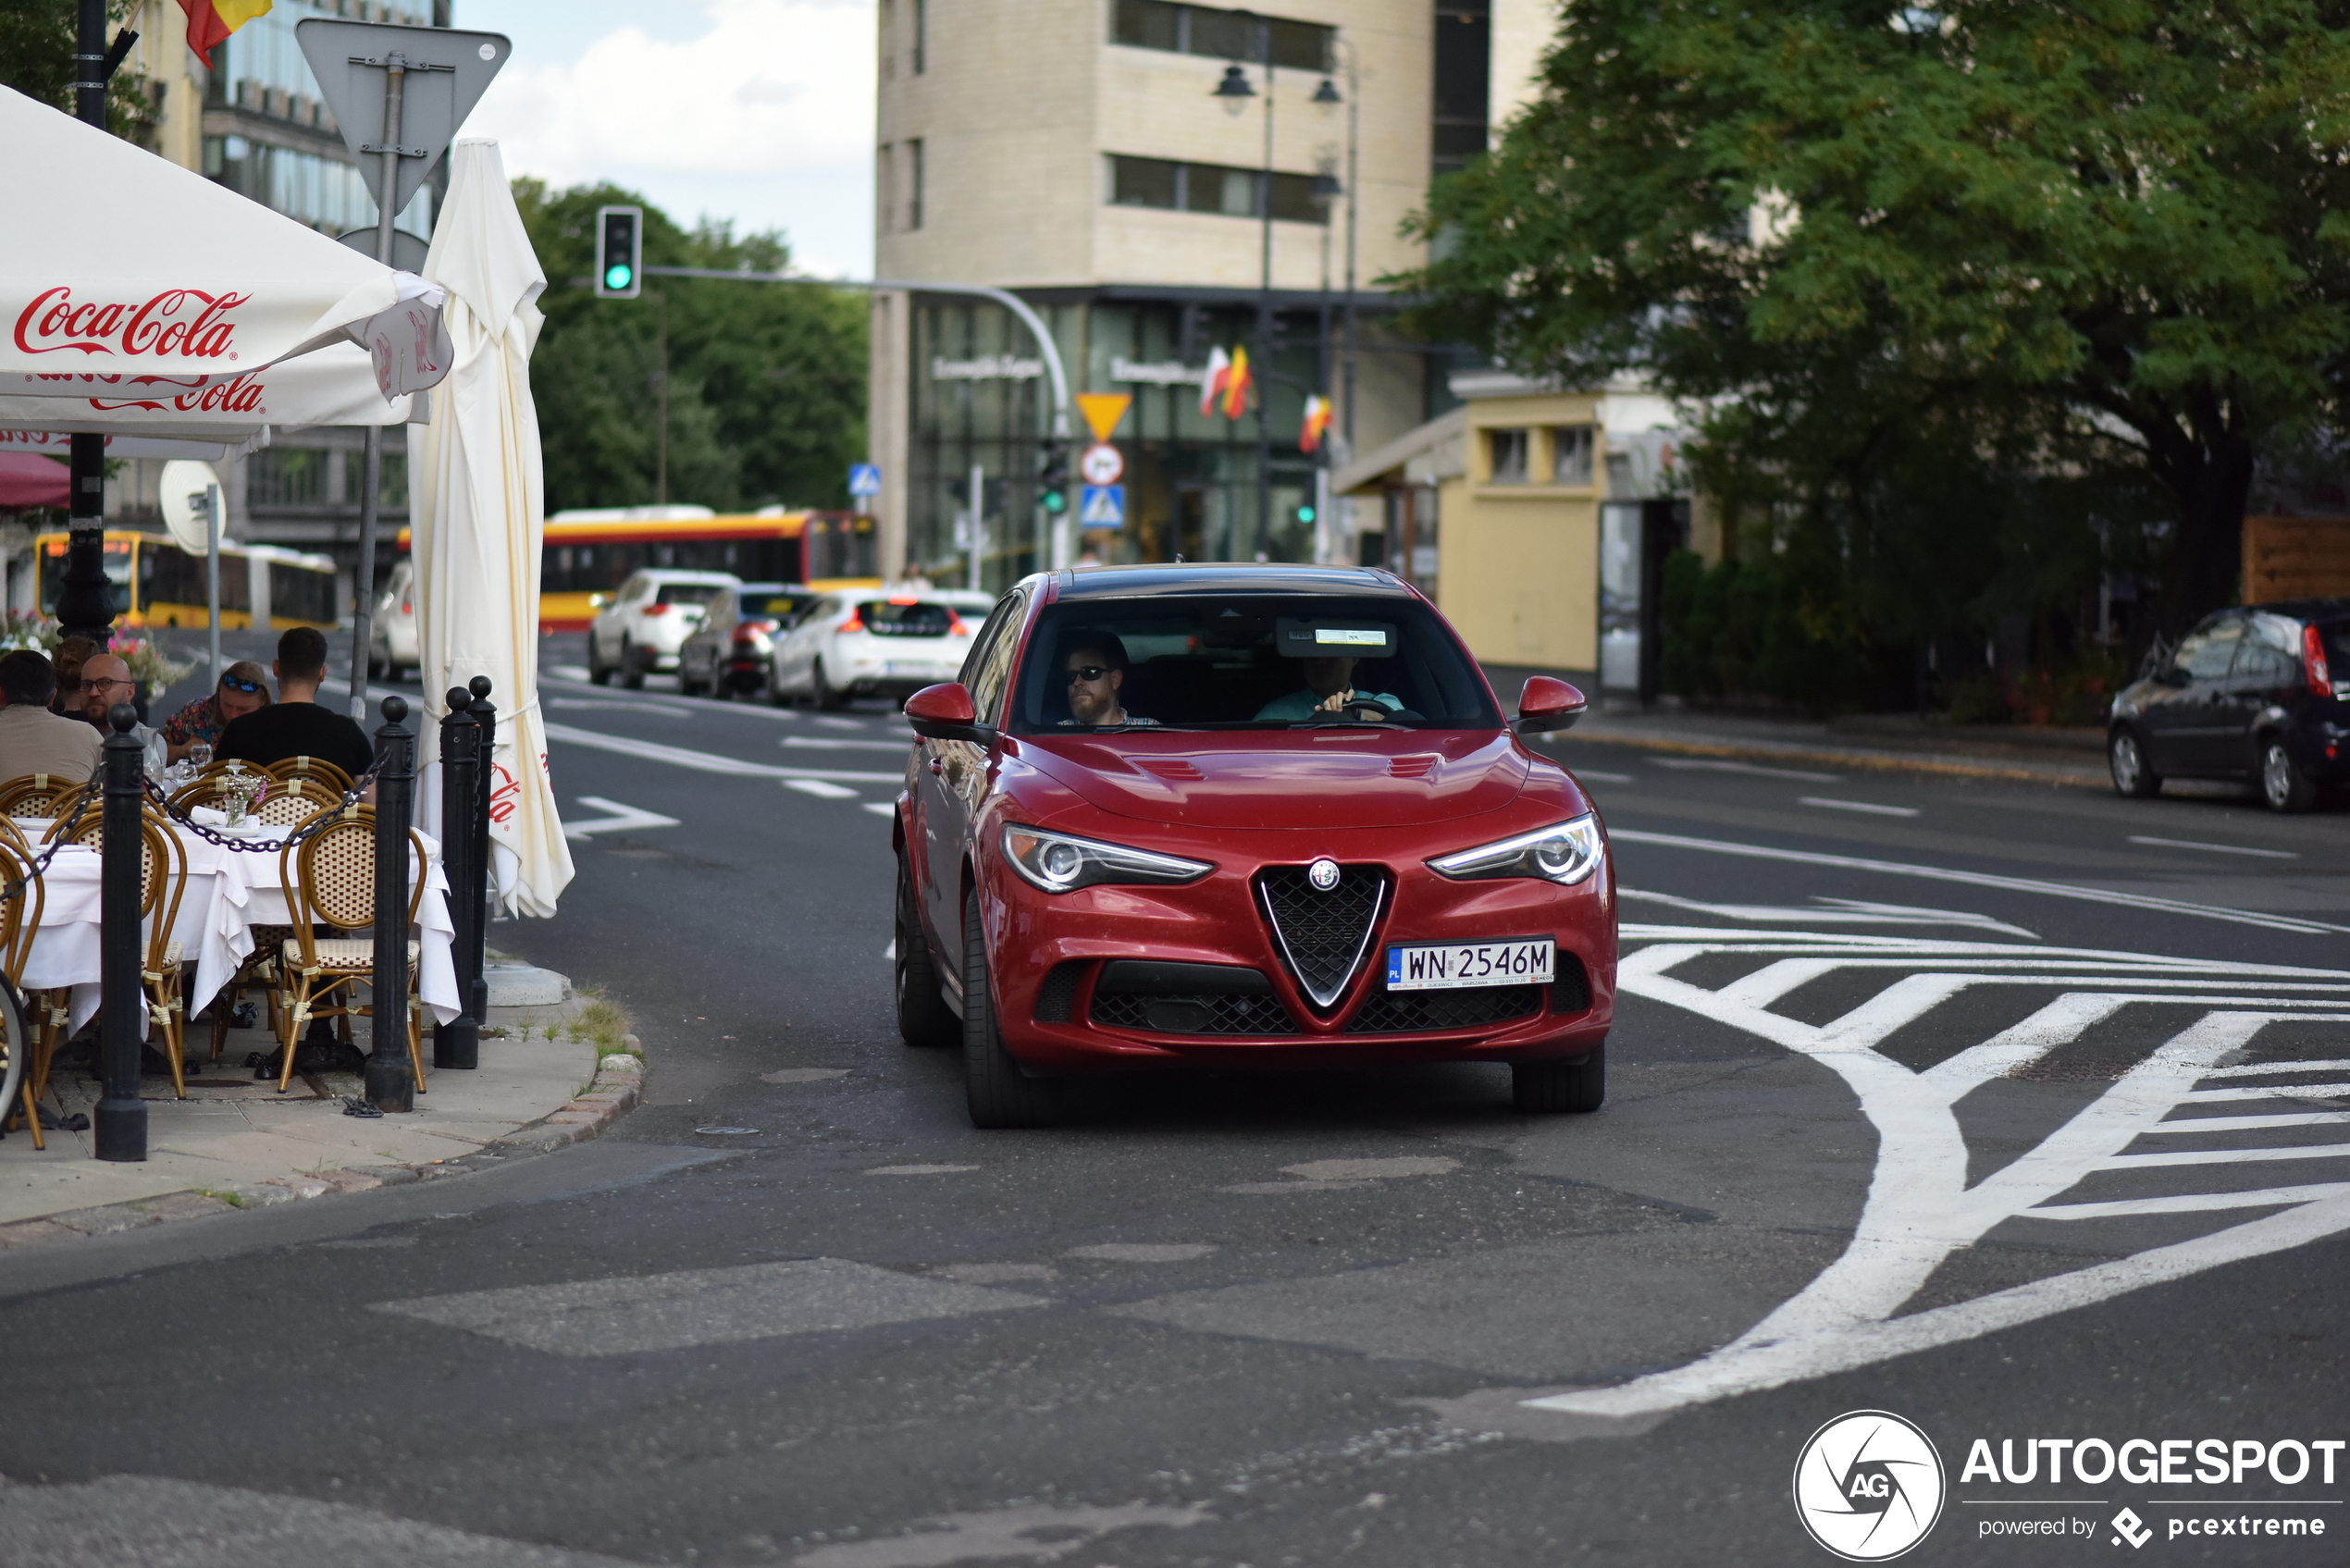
[1107,155,1328,225]
[913,0,927,73]
[247,447,328,508]
[1486,428,1529,484]
[1110,0,1332,71]
[1432,0,1491,180]
[877,142,894,234]
[880,0,895,78]
[908,139,924,230]
[1550,426,1594,485]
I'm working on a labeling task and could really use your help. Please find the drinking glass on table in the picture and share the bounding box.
[190,742,212,770]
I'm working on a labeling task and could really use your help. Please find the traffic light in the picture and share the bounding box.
[1038,440,1070,515]
[595,205,642,299]
[1296,503,1317,525]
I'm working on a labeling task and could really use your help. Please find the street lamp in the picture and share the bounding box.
[1209,26,1276,561]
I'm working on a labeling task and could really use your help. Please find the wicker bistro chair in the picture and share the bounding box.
[40,806,192,1100]
[0,838,48,1147]
[194,779,340,1061]
[0,772,93,823]
[273,806,427,1094]
[262,756,355,796]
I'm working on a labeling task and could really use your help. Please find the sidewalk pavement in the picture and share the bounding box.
[0,961,646,1251]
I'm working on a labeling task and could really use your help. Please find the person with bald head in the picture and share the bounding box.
[74,653,156,751]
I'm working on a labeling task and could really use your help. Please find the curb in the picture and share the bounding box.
[1548,729,2110,789]
[0,1036,648,1253]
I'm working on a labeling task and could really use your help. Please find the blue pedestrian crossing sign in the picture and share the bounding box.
[848,463,882,499]
[1080,484,1125,527]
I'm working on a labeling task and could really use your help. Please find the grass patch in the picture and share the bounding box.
[566,994,636,1058]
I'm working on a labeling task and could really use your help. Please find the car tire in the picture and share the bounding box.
[677,657,705,697]
[620,637,647,690]
[588,637,613,685]
[815,660,848,711]
[2260,738,2318,813]
[2109,728,2161,798]
[766,669,795,707]
[961,889,1059,1129]
[1512,1043,1605,1114]
[895,855,959,1048]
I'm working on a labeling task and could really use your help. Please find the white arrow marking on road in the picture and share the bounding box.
[543,721,900,784]
[785,779,857,799]
[563,796,681,839]
[1621,889,2037,938]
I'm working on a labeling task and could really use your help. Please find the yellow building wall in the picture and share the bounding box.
[1436,391,1603,673]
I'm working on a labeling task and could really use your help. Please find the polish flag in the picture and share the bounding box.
[1198,347,1231,417]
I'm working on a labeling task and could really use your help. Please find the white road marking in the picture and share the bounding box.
[864,802,896,818]
[791,1502,1211,1568]
[2207,1057,2350,1077]
[549,663,592,683]
[1651,757,1838,781]
[785,779,858,799]
[1517,933,2350,1426]
[2178,1080,2350,1102]
[1065,1242,1218,1263]
[548,697,689,717]
[2129,834,2298,860]
[866,1164,980,1176]
[1611,827,2350,936]
[543,721,900,784]
[783,735,913,751]
[563,796,681,839]
[813,716,872,730]
[2144,1110,2350,1132]
[1800,796,1922,818]
[1621,889,2035,938]
[1569,769,1637,784]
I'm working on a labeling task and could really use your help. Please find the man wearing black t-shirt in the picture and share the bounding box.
[216,627,376,779]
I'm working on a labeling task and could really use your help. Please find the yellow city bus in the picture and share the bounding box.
[36,529,339,630]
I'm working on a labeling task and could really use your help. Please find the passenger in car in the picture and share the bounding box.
[1254,655,1402,721]
[1058,634,1157,728]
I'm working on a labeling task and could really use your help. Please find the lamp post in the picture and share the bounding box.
[57,0,121,644]
[1316,41,1361,462]
[1213,31,1275,561]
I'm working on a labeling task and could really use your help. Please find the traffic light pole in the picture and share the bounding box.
[57,0,135,645]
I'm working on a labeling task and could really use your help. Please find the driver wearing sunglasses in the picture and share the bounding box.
[1056,634,1156,729]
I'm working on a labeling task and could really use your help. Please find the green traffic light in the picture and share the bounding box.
[1043,490,1068,514]
[605,264,633,290]
[1297,505,1317,524]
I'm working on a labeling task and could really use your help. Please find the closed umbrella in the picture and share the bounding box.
[408,139,572,918]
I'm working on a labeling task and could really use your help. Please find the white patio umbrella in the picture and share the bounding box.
[408,139,573,918]
[1,84,449,398]
[0,340,422,445]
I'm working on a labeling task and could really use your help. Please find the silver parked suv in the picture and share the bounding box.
[587,570,740,688]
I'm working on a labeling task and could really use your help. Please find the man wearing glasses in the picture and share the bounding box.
[75,653,157,752]
[1058,634,1156,728]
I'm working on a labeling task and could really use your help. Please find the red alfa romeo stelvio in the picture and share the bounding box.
[891,563,1616,1128]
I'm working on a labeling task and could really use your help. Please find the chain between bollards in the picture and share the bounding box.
[431,686,481,1069]
[365,695,416,1113]
[93,704,146,1161]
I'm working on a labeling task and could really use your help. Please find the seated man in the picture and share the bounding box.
[1058,634,1156,728]
[0,650,101,783]
[216,626,375,778]
[1254,655,1403,722]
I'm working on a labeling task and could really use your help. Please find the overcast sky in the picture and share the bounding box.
[457,0,876,278]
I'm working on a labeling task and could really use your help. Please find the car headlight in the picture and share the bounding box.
[1427,814,1604,886]
[1001,824,1215,894]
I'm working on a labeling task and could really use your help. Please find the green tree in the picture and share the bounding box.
[1398,0,2350,635]
[514,179,868,515]
[0,0,155,141]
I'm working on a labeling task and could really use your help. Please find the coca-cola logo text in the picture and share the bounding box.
[12,287,251,361]
[85,372,267,415]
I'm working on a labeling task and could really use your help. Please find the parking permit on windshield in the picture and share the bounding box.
[1386,938,1554,991]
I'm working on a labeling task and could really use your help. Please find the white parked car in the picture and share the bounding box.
[587,569,741,688]
[367,558,419,682]
[768,589,997,710]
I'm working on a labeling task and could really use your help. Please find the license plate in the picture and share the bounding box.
[885,661,939,678]
[1385,938,1553,992]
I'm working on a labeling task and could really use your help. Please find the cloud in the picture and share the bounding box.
[466,0,875,276]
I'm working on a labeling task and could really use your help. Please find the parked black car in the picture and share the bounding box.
[2108,599,2350,811]
[676,582,817,698]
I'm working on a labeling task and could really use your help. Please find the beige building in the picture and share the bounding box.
[868,0,1556,589]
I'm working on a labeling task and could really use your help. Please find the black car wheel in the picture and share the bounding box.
[619,636,647,690]
[588,636,613,685]
[677,655,705,696]
[2109,729,2161,798]
[815,659,849,711]
[895,854,958,1048]
[962,890,1059,1129]
[1512,1043,1605,1113]
[2260,739,2318,813]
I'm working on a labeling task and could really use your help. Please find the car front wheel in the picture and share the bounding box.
[2260,739,2318,813]
[2109,729,2160,798]
[619,636,647,690]
[961,890,1059,1129]
[1512,1043,1605,1113]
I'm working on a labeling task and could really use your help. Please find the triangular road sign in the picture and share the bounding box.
[299,19,512,224]
[1076,392,1132,443]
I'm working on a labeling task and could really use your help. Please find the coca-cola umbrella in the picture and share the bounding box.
[0,340,423,446]
[1,83,450,400]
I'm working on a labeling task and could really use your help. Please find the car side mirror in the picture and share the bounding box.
[2156,664,2191,687]
[904,682,996,745]
[1512,675,1588,735]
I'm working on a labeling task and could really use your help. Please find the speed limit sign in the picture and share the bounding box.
[1079,443,1124,485]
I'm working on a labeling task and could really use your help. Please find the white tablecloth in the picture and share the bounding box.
[11,821,459,1036]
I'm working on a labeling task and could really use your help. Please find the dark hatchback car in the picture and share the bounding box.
[675,581,817,698]
[2108,599,2350,811]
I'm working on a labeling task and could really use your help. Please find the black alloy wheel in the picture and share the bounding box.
[2109,728,2161,798]
[961,890,1059,1128]
[2261,739,2318,813]
[895,853,958,1048]
[1512,1043,1606,1114]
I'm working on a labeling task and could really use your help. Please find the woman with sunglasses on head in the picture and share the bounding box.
[160,661,272,763]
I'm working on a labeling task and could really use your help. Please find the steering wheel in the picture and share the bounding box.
[1330,698,1399,722]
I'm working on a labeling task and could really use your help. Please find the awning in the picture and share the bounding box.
[0,452,68,509]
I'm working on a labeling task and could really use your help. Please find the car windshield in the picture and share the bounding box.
[1009,596,1501,732]
[744,590,813,620]
[656,583,727,607]
[860,599,960,637]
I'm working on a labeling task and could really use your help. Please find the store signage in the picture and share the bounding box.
[930,354,1043,381]
[1110,357,1206,388]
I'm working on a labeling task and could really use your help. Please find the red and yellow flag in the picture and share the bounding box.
[179,0,274,70]
[1219,345,1251,420]
[1299,394,1331,453]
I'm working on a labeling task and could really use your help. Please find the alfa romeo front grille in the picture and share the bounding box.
[1346,984,1544,1034]
[1255,864,1387,1010]
[1089,991,1299,1035]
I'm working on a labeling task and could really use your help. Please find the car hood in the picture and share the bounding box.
[1016,730,1531,830]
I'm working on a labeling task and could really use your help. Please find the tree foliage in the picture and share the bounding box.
[0,0,156,141]
[1398,0,2350,637]
[513,179,867,515]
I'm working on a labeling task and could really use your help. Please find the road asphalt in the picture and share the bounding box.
[1,633,2344,1568]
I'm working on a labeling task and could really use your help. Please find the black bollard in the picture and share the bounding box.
[465,675,495,1025]
[365,695,416,1113]
[431,686,480,1069]
[93,704,146,1161]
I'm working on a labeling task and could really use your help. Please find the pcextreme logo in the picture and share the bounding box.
[1793,1410,1948,1562]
